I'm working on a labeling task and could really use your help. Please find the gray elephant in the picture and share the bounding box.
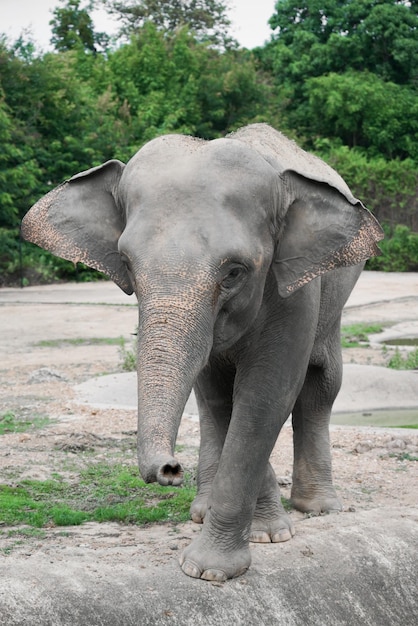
[22,123,383,582]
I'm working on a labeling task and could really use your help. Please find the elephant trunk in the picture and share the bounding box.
[136,294,213,486]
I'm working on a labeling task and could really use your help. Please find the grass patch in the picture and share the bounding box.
[34,337,125,348]
[280,496,293,512]
[340,323,384,348]
[387,348,418,370]
[389,452,418,462]
[0,411,52,435]
[0,463,196,528]
[7,527,46,539]
[119,338,137,372]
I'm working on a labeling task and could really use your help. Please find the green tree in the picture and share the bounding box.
[258,0,418,159]
[50,0,110,53]
[107,23,200,142]
[0,33,130,191]
[103,0,236,48]
[305,71,418,159]
[267,0,418,84]
[0,97,40,229]
[194,47,277,137]
[107,23,273,142]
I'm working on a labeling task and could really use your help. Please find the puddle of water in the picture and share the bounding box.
[331,408,418,428]
[382,338,418,347]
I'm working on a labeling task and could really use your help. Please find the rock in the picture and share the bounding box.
[1,508,417,626]
[277,475,292,486]
[353,440,373,454]
[28,367,66,383]
[386,439,407,450]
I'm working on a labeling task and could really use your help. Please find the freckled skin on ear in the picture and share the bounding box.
[21,160,133,294]
[21,123,383,582]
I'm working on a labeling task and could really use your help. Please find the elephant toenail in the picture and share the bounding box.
[180,558,203,579]
[272,529,292,542]
[201,569,228,583]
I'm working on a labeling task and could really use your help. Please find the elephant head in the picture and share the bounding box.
[21,124,383,486]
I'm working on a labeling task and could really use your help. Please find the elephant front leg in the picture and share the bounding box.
[180,390,292,581]
[191,382,294,543]
[181,292,319,580]
[250,462,295,543]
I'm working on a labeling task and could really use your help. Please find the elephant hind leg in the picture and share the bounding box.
[250,463,295,543]
[291,336,343,514]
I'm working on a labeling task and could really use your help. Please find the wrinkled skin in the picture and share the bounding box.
[21,124,383,582]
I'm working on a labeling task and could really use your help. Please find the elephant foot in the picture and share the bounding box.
[189,493,208,524]
[250,501,295,543]
[291,486,342,515]
[179,533,250,582]
[250,475,295,543]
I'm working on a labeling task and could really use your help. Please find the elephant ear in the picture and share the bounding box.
[21,160,134,295]
[229,123,384,297]
[273,172,383,297]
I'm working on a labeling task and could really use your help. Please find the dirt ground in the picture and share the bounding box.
[0,274,417,625]
[0,272,417,564]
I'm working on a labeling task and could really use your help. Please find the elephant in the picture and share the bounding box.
[21,123,383,582]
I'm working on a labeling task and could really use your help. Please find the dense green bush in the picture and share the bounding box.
[367,225,418,272]
[0,228,107,287]
[313,142,417,230]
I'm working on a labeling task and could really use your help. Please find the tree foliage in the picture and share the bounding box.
[259,0,418,159]
[268,0,418,83]
[0,0,416,284]
[103,0,236,48]
[50,0,111,52]
[306,71,418,159]
[314,141,418,231]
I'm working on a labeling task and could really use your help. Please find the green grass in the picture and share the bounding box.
[280,496,292,512]
[119,338,137,371]
[6,527,46,539]
[387,348,418,370]
[340,323,384,348]
[389,452,418,462]
[0,527,47,555]
[0,411,52,435]
[34,337,125,348]
[0,463,196,528]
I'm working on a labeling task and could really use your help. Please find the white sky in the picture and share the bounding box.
[0,0,276,50]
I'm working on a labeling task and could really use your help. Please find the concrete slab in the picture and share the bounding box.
[62,270,417,418]
[74,364,418,416]
[1,507,417,626]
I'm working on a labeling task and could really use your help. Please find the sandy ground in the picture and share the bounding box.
[0,272,417,625]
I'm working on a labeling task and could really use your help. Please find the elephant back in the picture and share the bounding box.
[229,123,358,206]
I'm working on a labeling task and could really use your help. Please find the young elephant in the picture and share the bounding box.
[21,124,383,582]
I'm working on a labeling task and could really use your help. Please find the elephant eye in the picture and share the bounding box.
[221,265,247,290]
